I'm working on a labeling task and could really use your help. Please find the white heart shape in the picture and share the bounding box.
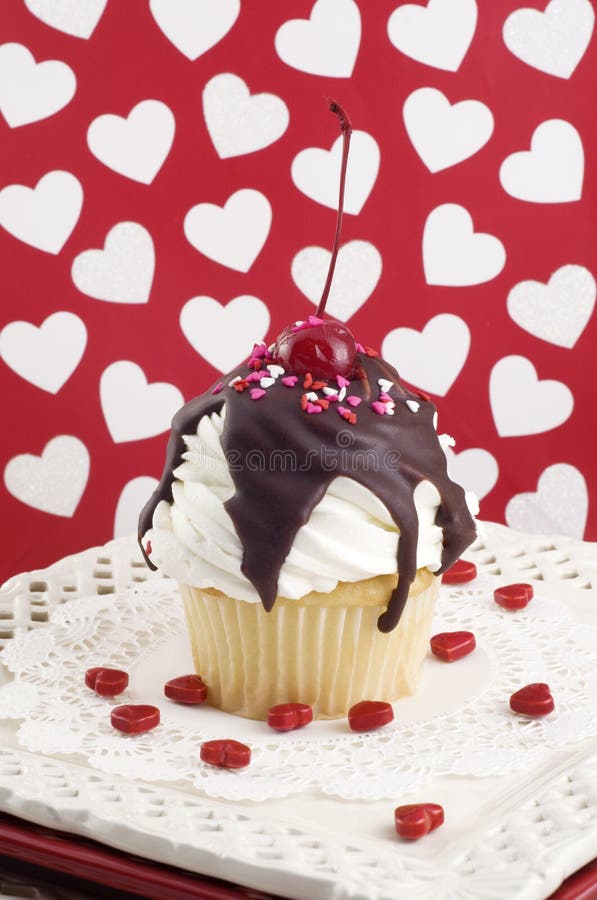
[275,0,361,77]
[499,119,584,203]
[184,189,271,273]
[403,87,493,173]
[0,170,83,254]
[203,73,289,159]
[0,311,86,394]
[382,314,470,396]
[4,435,89,517]
[149,0,240,61]
[291,240,382,321]
[0,43,76,127]
[114,476,159,539]
[71,222,155,304]
[423,203,506,286]
[490,355,574,437]
[100,361,183,443]
[180,296,270,373]
[504,0,594,80]
[507,264,596,349]
[24,0,107,39]
[506,463,588,539]
[388,0,477,72]
[445,446,499,502]
[292,130,379,215]
[87,100,175,185]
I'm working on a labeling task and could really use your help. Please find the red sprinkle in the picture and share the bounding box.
[394,803,444,840]
[364,346,379,358]
[301,393,309,411]
[303,373,314,389]
[250,358,263,370]
[85,667,129,697]
[200,739,251,769]
[510,683,554,717]
[268,703,313,732]
[348,700,394,732]
[311,380,327,391]
[494,583,534,610]
[315,398,330,410]
[233,379,249,392]
[430,631,476,662]
[111,704,160,735]
[164,674,208,704]
[442,559,477,584]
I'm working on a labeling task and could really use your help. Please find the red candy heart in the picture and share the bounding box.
[510,683,554,717]
[394,803,444,840]
[200,739,251,769]
[442,559,477,584]
[111,704,160,734]
[164,674,208,704]
[494,583,534,610]
[348,700,394,732]
[430,631,476,662]
[268,703,313,732]
[85,667,129,697]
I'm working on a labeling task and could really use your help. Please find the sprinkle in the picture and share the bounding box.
[385,407,395,416]
[355,342,366,353]
[346,396,361,407]
[315,398,329,410]
[337,405,349,417]
[379,392,392,403]
[378,378,393,393]
[337,406,356,424]
[325,393,339,402]
[267,365,285,378]
[268,343,275,353]
[281,375,298,387]
[336,374,350,388]
[250,388,266,400]
[250,343,267,359]
[249,358,263,370]
[306,402,323,414]
[303,373,313,389]
[145,540,152,556]
[323,386,338,396]
[295,320,303,327]
[211,382,223,395]
[307,315,325,326]
[260,377,275,388]
[365,346,379,357]
[433,411,438,430]
[301,394,309,411]
[345,411,357,425]
[311,380,327,391]
[338,386,347,402]
[371,401,387,416]
[246,371,264,383]
[305,391,318,401]
[406,400,420,413]
[228,376,242,386]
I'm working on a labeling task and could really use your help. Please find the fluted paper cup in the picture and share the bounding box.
[179,569,439,720]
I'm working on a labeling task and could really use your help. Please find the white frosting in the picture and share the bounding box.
[147,409,478,602]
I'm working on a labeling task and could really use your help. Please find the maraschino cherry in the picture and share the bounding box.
[273,100,358,380]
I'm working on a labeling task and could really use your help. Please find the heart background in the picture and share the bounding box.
[0,0,595,582]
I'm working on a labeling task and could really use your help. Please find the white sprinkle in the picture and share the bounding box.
[406,400,420,413]
[306,391,318,401]
[268,343,275,352]
[378,378,393,393]
[385,407,395,416]
[323,386,338,396]
[267,364,285,378]
[228,376,241,386]
[338,386,347,401]
[260,377,275,388]
[294,321,303,327]
[433,411,438,430]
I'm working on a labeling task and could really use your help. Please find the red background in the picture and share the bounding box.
[1,0,595,583]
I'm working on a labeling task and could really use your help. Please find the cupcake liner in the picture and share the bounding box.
[180,570,439,720]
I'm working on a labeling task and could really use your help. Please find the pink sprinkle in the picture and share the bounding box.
[281,375,298,387]
[211,382,223,395]
[346,396,361,407]
[355,342,366,353]
[306,402,323,414]
[307,315,325,327]
[251,343,267,358]
[379,392,392,403]
[246,371,264,382]
[337,405,349,417]
[325,393,339,402]
[250,388,266,400]
[371,401,386,416]
[336,375,350,388]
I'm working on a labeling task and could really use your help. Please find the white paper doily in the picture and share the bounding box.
[2,554,597,802]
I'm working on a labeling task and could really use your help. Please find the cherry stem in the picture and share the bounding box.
[315,99,353,319]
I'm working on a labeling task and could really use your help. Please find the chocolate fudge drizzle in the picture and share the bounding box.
[138,99,476,631]
[138,357,476,632]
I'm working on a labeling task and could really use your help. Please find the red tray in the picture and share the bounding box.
[0,812,594,900]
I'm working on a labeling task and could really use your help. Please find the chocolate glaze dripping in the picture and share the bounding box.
[138,355,476,632]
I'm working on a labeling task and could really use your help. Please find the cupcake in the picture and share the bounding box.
[138,101,477,720]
